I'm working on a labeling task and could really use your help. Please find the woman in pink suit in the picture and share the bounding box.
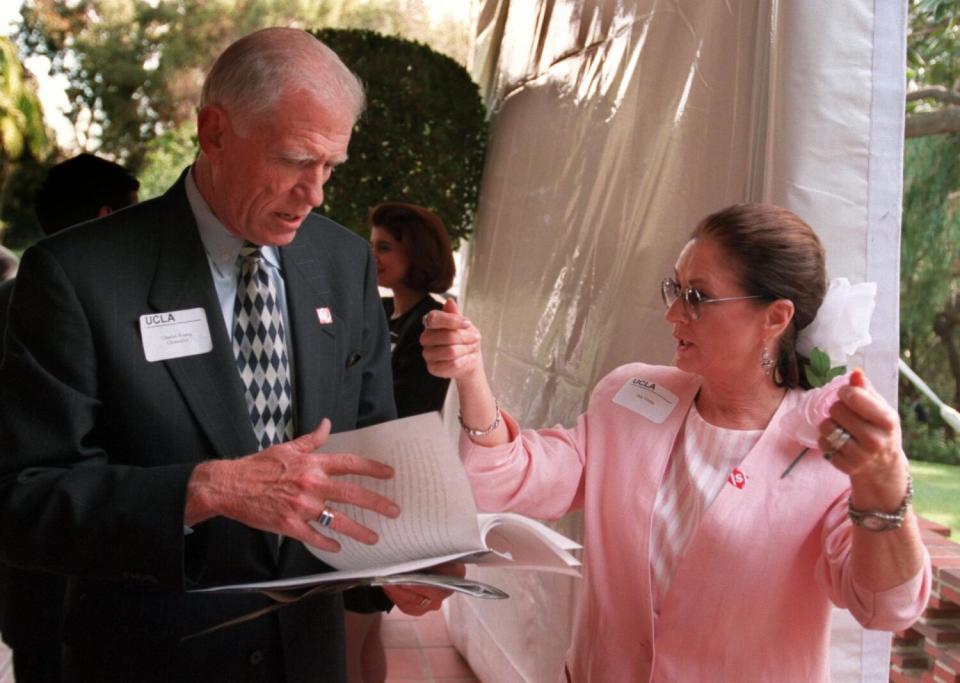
[421,204,930,682]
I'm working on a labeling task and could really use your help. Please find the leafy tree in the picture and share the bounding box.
[136,123,197,199]
[16,0,470,175]
[901,0,960,460]
[906,0,960,137]
[0,37,50,167]
[0,35,54,248]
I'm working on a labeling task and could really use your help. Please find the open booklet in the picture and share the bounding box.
[196,412,581,600]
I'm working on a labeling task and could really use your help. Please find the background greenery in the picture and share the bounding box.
[911,461,960,533]
[0,0,482,248]
[900,0,960,465]
[313,28,486,246]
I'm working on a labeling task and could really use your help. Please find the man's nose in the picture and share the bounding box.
[294,167,329,207]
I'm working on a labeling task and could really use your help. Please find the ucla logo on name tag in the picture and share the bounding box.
[139,307,213,362]
[612,377,679,424]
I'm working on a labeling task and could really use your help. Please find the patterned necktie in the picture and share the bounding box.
[233,242,294,449]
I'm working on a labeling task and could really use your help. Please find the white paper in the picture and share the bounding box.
[308,412,483,570]
[195,413,580,595]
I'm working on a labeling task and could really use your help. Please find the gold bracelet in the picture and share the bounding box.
[458,400,501,438]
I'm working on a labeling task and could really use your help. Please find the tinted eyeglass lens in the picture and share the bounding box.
[685,288,704,319]
[661,279,680,308]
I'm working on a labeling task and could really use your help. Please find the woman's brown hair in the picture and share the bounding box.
[370,202,455,293]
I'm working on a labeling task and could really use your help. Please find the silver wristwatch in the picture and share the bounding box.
[847,475,913,532]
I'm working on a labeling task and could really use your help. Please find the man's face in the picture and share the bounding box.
[206,89,353,246]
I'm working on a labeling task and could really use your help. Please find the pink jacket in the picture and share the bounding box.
[461,363,931,682]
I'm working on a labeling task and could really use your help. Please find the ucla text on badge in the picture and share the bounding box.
[144,313,177,325]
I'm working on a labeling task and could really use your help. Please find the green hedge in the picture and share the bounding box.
[313,28,487,248]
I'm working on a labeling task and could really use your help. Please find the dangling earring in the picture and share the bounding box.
[760,346,775,376]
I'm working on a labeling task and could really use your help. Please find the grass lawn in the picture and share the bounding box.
[909,460,960,535]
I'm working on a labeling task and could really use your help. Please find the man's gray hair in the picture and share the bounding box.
[200,27,365,130]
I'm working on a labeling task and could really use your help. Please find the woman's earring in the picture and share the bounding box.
[761,346,775,376]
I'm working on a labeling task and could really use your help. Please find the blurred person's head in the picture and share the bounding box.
[663,203,826,390]
[369,202,455,295]
[35,154,140,236]
[194,28,365,247]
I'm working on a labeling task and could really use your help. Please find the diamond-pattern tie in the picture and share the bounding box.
[233,243,294,450]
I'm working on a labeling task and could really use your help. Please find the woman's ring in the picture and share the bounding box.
[317,508,336,528]
[422,313,431,330]
[825,426,852,452]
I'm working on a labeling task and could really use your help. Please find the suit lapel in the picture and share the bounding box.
[146,178,258,460]
[280,223,340,437]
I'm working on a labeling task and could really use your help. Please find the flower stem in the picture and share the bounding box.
[780,447,810,479]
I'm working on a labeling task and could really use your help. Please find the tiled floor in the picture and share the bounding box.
[382,607,479,682]
[0,614,479,683]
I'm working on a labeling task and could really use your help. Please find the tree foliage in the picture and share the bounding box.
[901,0,960,460]
[3,1,478,247]
[907,0,960,137]
[313,28,486,246]
[0,35,53,248]
[16,0,471,174]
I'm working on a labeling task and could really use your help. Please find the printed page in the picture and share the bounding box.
[307,412,484,571]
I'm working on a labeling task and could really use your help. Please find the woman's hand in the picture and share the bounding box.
[422,299,507,445]
[818,369,909,510]
[421,298,484,381]
[819,370,926,593]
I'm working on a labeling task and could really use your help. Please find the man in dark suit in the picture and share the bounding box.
[0,153,139,683]
[0,28,452,682]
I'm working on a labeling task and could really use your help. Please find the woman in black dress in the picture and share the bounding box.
[370,202,456,418]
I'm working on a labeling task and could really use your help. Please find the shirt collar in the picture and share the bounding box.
[185,167,282,276]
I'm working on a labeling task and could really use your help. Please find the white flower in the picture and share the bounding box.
[796,278,876,366]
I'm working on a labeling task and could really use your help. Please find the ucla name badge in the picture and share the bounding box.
[139,307,213,362]
[612,377,679,423]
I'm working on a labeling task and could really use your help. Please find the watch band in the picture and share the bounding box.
[847,475,913,532]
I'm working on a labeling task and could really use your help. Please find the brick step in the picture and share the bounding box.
[914,620,960,646]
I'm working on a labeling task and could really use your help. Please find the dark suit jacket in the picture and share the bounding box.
[0,274,69,682]
[382,296,450,418]
[0,173,396,682]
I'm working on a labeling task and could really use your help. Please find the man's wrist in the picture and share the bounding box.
[184,459,226,526]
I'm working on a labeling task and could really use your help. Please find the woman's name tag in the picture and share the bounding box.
[612,377,678,424]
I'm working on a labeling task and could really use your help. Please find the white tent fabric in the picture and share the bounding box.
[447,0,905,681]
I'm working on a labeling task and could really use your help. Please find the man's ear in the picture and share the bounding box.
[765,299,795,339]
[197,105,229,164]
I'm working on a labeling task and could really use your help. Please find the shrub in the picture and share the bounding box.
[312,28,487,249]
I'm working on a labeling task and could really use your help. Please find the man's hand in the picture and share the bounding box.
[185,419,400,551]
[383,563,467,616]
